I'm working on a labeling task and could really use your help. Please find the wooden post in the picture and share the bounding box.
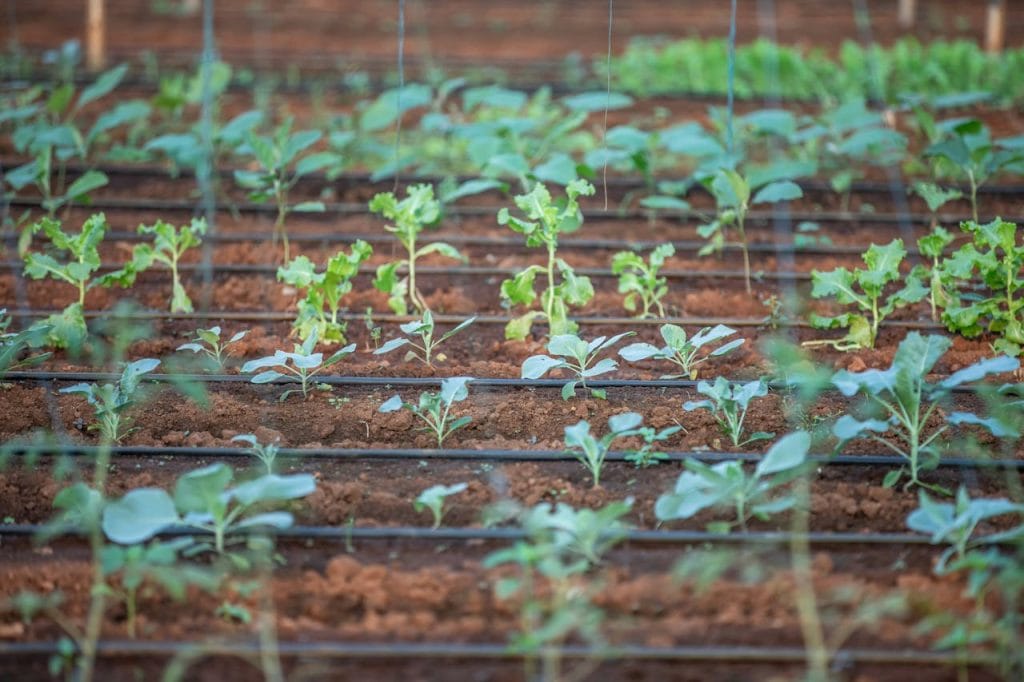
[86,0,106,71]
[898,0,916,29]
[985,0,1006,54]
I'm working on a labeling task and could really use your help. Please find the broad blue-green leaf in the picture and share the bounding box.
[379,394,404,412]
[521,354,565,379]
[103,488,180,544]
[231,474,316,505]
[561,91,633,112]
[833,415,891,441]
[751,180,803,205]
[755,431,810,477]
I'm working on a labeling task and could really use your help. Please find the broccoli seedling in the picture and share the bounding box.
[611,243,674,318]
[521,332,632,400]
[373,310,476,367]
[414,482,468,529]
[683,376,773,447]
[619,323,743,380]
[241,329,356,401]
[176,326,249,371]
[379,377,473,447]
[60,358,160,442]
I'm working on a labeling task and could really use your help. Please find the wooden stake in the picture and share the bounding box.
[985,0,1006,54]
[898,0,916,29]
[86,0,106,71]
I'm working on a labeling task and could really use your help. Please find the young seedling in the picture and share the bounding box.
[619,323,744,379]
[656,430,811,532]
[373,310,476,367]
[241,329,356,401]
[521,332,633,400]
[176,326,249,371]
[499,180,596,340]
[114,218,207,313]
[683,376,773,447]
[911,181,963,228]
[697,168,803,294]
[623,420,682,468]
[277,240,373,344]
[413,482,468,529]
[0,309,51,375]
[60,358,160,442]
[564,412,677,487]
[234,118,340,261]
[805,239,928,351]
[911,226,956,322]
[611,243,674,318]
[379,377,473,447]
[831,332,1019,492]
[370,184,465,314]
[231,434,280,475]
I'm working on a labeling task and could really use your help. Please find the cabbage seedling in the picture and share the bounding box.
[113,218,207,313]
[619,323,743,379]
[241,329,356,401]
[521,332,633,400]
[231,434,280,475]
[60,358,160,442]
[611,243,674,318]
[379,376,473,446]
[684,376,773,447]
[373,310,476,367]
[564,412,677,486]
[414,482,468,529]
[176,326,249,371]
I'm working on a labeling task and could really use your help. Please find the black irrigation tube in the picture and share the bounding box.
[5,443,1022,471]
[0,639,993,667]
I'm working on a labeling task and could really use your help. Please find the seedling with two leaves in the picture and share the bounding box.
[499,180,596,340]
[414,482,468,529]
[619,323,743,379]
[373,310,476,367]
[241,329,356,401]
[611,243,674,318]
[656,430,811,532]
[564,412,679,487]
[59,358,160,442]
[521,332,633,400]
[831,332,1019,492]
[683,376,773,447]
[379,376,474,446]
[231,434,280,475]
[176,326,249,371]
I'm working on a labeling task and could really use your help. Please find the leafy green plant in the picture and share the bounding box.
[373,310,476,367]
[234,118,339,261]
[912,226,956,322]
[683,377,773,447]
[413,482,468,529]
[611,243,674,318]
[112,218,207,313]
[370,184,464,315]
[521,332,632,400]
[805,239,927,350]
[697,168,803,294]
[276,240,373,344]
[59,358,160,442]
[911,182,963,227]
[656,431,811,531]
[940,219,1024,356]
[176,326,249,371]
[499,180,596,340]
[0,309,51,375]
[564,412,677,487]
[241,329,356,401]
[831,332,1019,492]
[619,323,743,379]
[379,376,473,446]
[231,434,280,475]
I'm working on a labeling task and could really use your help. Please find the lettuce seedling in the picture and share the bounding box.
[234,118,340,261]
[805,239,927,351]
[231,434,280,475]
[414,482,468,529]
[176,326,249,371]
[698,168,803,294]
[379,376,473,446]
[656,431,811,532]
[277,240,373,344]
[0,309,52,375]
[60,358,160,442]
[564,412,677,487]
[911,226,956,322]
[611,243,674,318]
[499,180,596,340]
[373,310,476,367]
[241,329,356,401]
[102,462,316,562]
[619,323,743,379]
[831,333,1019,492]
[940,219,1024,356]
[521,332,633,400]
[683,376,773,447]
[370,184,465,314]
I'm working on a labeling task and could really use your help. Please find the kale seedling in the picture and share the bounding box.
[414,482,468,529]
[277,240,373,344]
[176,326,249,371]
[241,329,356,401]
[684,376,773,447]
[521,332,633,400]
[60,358,160,442]
[831,332,1019,492]
[619,323,744,379]
[113,218,207,313]
[656,430,811,532]
[911,226,955,322]
[373,310,476,367]
[231,434,280,475]
[611,243,674,318]
[499,179,596,340]
[379,376,473,446]
[564,412,678,487]
[370,184,465,314]
[805,239,927,351]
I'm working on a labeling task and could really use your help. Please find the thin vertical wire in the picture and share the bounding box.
[393,0,406,192]
[198,0,217,311]
[601,0,613,210]
[726,0,738,158]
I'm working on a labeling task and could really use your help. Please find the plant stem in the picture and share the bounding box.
[545,242,557,331]
[790,475,829,682]
[737,214,751,295]
[76,438,113,682]
[968,170,978,223]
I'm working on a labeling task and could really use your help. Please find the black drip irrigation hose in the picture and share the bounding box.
[4,443,1021,471]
